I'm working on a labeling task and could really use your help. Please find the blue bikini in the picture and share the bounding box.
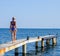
[11,21,15,31]
[11,27,15,31]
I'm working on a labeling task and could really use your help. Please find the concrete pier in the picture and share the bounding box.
[52,38,57,45]
[15,48,19,56]
[0,35,57,56]
[46,39,50,45]
[41,38,44,48]
[22,44,26,56]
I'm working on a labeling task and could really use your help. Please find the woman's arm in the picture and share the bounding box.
[10,21,11,28]
[15,21,17,28]
[15,21,17,31]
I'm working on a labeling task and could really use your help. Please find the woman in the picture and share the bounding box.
[10,17,17,42]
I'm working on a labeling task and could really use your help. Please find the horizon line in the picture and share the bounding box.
[0,27,60,29]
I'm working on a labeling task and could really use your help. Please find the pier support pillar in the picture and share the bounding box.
[52,38,57,45]
[35,41,38,54]
[46,39,50,46]
[41,38,44,48]
[35,41,38,49]
[15,48,19,56]
[27,36,29,40]
[41,47,45,52]
[22,44,26,56]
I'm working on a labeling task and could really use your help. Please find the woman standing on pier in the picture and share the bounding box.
[10,17,17,42]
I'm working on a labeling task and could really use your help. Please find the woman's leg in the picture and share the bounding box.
[14,30,16,41]
[11,32,14,41]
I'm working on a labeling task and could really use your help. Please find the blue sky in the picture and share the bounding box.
[0,0,60,28]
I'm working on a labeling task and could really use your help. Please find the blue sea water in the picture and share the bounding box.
[0,28,60,56]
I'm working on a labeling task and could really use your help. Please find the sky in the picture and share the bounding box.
[0,0,60,28]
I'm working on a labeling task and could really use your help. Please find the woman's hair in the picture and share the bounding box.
[12,17,15,21]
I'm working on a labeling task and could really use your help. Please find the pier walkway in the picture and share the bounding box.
[0,35,57,56]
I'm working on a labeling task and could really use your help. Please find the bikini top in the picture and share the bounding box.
[11,21,15,26]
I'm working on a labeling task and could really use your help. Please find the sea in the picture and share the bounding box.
[0,28,60,56]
